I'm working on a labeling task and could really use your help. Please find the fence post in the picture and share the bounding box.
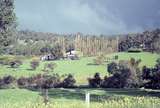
[85,92,90,108]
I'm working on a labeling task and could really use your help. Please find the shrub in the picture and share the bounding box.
[17,77,28,87]
[88,73,102,88]
[107,62,118,74]
[9,60,23,68]
[3,75,16,85]
[40,74,61,89]
[142,58,160,89]
[61,74,76,88]
[25,74,61,89]
[114,55,119,60]
[30,60,39,70]
[103,58,143,88]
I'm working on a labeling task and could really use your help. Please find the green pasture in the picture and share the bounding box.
[0,88,160,108]
[0,52,159,84]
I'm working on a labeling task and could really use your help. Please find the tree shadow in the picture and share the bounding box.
[26,68,34,71]
[101,88,160,98]
[27,88,160,103]
[87,63,100,66]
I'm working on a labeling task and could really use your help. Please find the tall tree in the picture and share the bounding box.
[0,0,16,53]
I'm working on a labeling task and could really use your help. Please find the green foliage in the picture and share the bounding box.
[142,58,160,89]
[61,74,76,88]
[88,73,102,88]
[107,62,118,74]
[119,29,160,53]
[0,75,16,88]
[0,0,17,53]
[104,58,143,88]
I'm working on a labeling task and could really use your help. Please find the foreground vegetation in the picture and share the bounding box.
[0,88,160,108]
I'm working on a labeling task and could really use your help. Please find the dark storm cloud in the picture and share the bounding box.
[15,0,160,35]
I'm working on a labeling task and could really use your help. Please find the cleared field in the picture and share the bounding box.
[0,52,159,84]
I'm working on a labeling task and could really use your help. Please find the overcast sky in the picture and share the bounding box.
[15,0,160,35]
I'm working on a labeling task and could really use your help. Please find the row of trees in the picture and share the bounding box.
[89,58,160,89]
[119,29,160,53]
[1,0,160,57]
[4,31,118,56]
[0,74,76,89]
[4,28,160,56]
[1,57,160,90]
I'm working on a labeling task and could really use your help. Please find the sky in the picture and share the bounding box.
[15,0,160,35]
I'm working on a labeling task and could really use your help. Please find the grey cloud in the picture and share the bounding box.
[15,0,160,35]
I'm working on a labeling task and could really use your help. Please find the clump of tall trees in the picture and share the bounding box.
[0,0,17,54]
[119,29,160,53]
[142,58,160,89]
[88,58,160,89]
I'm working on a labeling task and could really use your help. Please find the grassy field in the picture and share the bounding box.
[0,52,159,84]
[0,52,160,108]
[0,88,160,108]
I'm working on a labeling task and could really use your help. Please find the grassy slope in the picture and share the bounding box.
[0,52,159,84]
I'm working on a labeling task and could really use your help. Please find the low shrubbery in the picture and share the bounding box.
[142,58,160,89]
[16,74,76,89]
[88,73,102,88]
[9,60,23,68]
[0,75,16,88]
[61,74,76,88]
[89,58,160,89]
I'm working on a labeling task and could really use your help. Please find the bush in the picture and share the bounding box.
[30,60,39,70]
[3,75,16,85]
[9,60,23,68]
[41,74,61,89]
[24,74,61,89]
[103,58,143,88]
[0,76,16,88]
[17,77,28,87]
[142,59,160,89]
[61,74,76,88]
[107,62,118,74]
[88,73,102,88]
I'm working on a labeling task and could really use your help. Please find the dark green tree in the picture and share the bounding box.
[0,0,17,53]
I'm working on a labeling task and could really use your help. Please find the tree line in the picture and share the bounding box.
[118,29,160,53]
[0,0,160,57]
